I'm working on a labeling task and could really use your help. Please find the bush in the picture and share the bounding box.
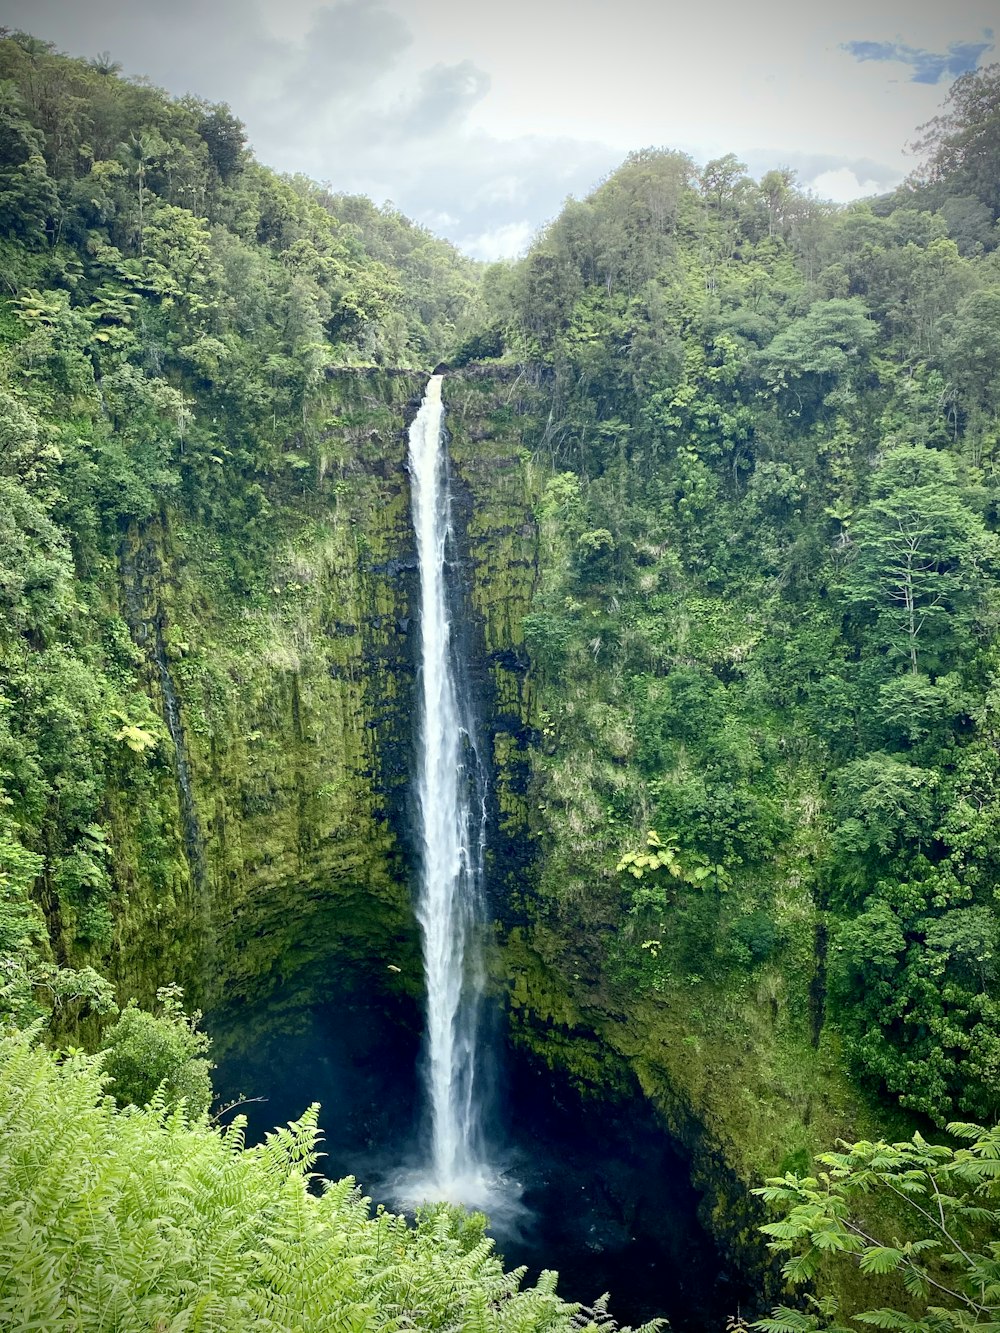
[100,984,212,1116]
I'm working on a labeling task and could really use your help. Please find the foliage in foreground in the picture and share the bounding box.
[0,1029,658,1332]
[100,983,213,1116]
[753,1123,1000,1333]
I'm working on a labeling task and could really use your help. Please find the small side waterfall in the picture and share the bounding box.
[408,374,490,1199]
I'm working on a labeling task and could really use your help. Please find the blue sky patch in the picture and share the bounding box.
[842,34,993,83]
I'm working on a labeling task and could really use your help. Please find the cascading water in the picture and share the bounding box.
[407,373,491,1202]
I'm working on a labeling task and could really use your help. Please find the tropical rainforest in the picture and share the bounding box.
[2,25,1000,1332]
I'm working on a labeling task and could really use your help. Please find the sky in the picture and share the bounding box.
[0,0,996,259]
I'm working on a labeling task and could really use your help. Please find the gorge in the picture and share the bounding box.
[199,368,752,1329]
[3,31,1000,1333]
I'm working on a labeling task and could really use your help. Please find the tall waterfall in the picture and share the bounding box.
[408,373,489,1198]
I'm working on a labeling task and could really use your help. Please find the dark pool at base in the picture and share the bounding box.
[209,996,754,1331]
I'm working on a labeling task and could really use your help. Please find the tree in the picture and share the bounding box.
[0,477,74,638]
[830,897,1000,1124]
[88,51,121,76]
[0,78,57,240]
[760,168,796,238]
[754,1121,1000,1333]
[841,446,993,675]
[942,288,1000,430]
[100,984,213,1117]
[912,63,1000,225]
[191,100,247,183]
[700,154,749,214]
[762,299,876,414]
[118,130,165,255]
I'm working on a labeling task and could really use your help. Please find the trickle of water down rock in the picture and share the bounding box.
[407,373,493,1205]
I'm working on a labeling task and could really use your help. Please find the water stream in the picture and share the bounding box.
[407,373,492,1202]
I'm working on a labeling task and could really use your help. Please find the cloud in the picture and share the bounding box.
[0,0,289,111]
[281,0,412,105]
[330,126,619,259]
[1,0,982,260]
[842,34,993,84]
[810,167,885,203]
[397,59,490,136]
[457,220,535,262]
[742,150,903,199]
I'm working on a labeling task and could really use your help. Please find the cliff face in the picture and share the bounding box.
[72,365,858,1300]
[445,371,868,1305]
[92,369,544,1045]
[99,371,426,1022]
[439,370,543,922]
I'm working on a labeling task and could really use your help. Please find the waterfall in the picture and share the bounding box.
[408,373,490,1199]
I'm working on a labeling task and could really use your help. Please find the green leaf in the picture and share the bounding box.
[859,1247,904,1275]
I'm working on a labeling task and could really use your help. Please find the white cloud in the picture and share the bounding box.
[810,166,892,203]
[1,0,995,256]
[460,220,535,262]
[418,210,460,230]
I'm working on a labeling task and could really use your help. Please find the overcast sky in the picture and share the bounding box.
[1,0,996,258]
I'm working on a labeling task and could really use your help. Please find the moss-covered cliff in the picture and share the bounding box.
[434,370,876,1303]
[8,342,889,1304]
[96,372,427,1027]
[90,366,548,1059]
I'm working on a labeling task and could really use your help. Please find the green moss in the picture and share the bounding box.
[81,372,426,1020]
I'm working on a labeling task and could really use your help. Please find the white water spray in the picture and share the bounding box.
[408,374,490,1201]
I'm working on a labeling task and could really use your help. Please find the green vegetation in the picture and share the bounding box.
[753,1121,1000,1333]
[0,30,471,1027]
[100,982,212,1117]
[476,66,1000,1139]
[3,22,1000,1330]
[459,65,1000,1323]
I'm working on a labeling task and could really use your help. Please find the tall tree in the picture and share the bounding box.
[911,62,1000,227]
[841,446,993,675]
